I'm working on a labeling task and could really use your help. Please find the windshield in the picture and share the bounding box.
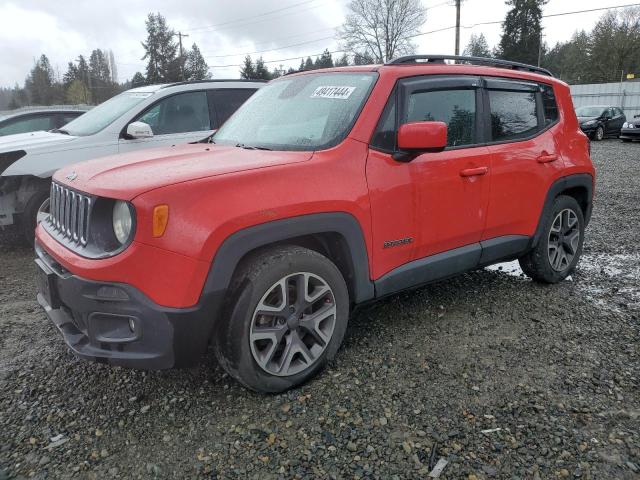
[576,106,605,117]
[62,91,153,136]
[213,72,377,151]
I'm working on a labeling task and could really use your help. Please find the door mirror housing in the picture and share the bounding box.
[126,121,154,139]
[394,121,447,162]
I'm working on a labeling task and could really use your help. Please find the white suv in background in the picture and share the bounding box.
[0,80,264,243]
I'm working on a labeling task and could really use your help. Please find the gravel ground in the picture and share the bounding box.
[0,140,638,479]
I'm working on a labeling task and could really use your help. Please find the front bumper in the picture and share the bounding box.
[579,124,597,135]
[620,128,640,140]
[35,242,221,370]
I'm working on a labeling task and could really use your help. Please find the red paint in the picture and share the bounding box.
[397,122,447,151]
[38,63,595,308]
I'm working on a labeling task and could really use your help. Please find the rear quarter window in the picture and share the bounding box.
[488,89,539,142]
[540,84,559,125]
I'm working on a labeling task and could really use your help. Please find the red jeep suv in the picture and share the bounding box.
[35,55,595,392]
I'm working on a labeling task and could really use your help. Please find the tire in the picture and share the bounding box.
[622,138,632,143]
[519,195,585,284]
[593,125,604,141]
[214,245,350,393]
[21,190,50,246]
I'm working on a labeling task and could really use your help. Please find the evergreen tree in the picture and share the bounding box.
[335,53,350,67]
[131,72,146,87]
[497,0,547,65]
[304,56,314,70]
[62,62,79,89]
[141,13,179,83]
[89,49,113,103]
[298,58,305,71]
[184,44,210,80]
[463,33,491,57]
[353,51,374,65]
[255,57,272,80]
[25,54,55,105]
[314,49,334,69]
[240,55,256,79]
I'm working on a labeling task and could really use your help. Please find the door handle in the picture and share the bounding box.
[460,166,488,177]
[537,153,558,163]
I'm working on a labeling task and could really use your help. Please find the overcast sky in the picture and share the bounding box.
[0,0,632,87]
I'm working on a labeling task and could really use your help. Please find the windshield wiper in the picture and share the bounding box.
[235,143,271,151]
[50,128,70,135]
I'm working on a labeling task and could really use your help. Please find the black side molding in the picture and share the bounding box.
[0,150,26,176]
[201,212,375,305]
[531,173,594,248]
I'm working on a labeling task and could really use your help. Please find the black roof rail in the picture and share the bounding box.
[161,79,269,88]
[386,55,553,77]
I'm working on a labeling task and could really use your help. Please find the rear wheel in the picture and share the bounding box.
[519,195,585,283]
[214,246,349,393]
[21,190,50,246]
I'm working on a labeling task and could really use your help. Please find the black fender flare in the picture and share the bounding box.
[531,173,594,248]
[199,212,375,309]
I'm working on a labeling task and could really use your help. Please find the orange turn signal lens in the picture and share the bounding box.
[152,205,169,238]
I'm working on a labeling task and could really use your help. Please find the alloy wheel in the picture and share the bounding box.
[249,272,336,377]
[548,208,580,272]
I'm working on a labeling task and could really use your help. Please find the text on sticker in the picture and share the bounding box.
[311,86,356,100]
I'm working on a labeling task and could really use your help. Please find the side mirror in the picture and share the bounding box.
[126,121,153,139]
[394,121,447,162]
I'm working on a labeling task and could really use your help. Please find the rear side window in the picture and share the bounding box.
[488,90,539,141]
[209,89,256,128]
[540,84,558,125]
[406,89,476,147]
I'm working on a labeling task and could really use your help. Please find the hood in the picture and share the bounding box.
[0,130,78,154]
[577,116,599,124]
[54,143,314,199]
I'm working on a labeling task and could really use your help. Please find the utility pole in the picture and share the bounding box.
[175,31,189,80]
[455,0,461,56]
[537,30,544,67]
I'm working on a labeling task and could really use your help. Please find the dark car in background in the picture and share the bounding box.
[575,105,625,141]
[0,107,88,136]
[620,114,640,143]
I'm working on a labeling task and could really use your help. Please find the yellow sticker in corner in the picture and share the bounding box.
[311,86,356,99]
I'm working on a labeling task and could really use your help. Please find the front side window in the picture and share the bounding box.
[405,89,476,147]
[0,114,53,135]
[63,92,153,136]
[213,72,377,151]
[135,91,211,135]
[489,90,539,141]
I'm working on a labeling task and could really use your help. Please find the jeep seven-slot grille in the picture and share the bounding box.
[48,182,92,246]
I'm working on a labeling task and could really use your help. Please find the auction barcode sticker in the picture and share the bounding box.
[311,86,356,99]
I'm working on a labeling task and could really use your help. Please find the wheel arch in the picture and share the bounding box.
[200,212,375,310]
[531,173,593,248]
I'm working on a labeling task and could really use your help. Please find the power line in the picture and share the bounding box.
[203,35,336,59]
[183,0,325,33]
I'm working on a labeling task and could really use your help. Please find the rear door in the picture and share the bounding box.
[482,79,564,241]
[118,90,212,152]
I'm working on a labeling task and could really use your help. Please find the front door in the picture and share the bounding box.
[118,90,213,153]
[366,76,491,281]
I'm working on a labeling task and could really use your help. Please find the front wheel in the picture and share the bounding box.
[214,246,350,393]
[21,190,50,246]
[519,195,585,283]
[593,125,604,141]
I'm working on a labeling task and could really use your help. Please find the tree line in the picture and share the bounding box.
[462,1,640,84]
[1,12,210,110]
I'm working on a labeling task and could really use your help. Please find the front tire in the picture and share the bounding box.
[21,190,50,246]
[214,246,349,393]
[593,125,604,141]
[519,195,585,283]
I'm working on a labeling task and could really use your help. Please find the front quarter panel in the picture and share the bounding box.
[132,139,374,269]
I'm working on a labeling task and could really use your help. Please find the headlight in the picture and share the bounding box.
[582,120,596,126]
[623,122,629,128]
[112,201,133,244]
